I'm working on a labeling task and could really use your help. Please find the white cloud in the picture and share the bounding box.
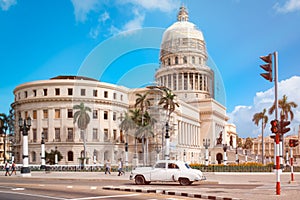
[98,11,109,23]
[122,8,145,32]
[0,0,16,11]
[71,0,101,22]
[274,0,300,13]
[228,76,300,138]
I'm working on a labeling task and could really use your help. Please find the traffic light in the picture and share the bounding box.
[260,53,273,82]
[280,120,290,135]
[270,119,279,134]
[289,139,299,147]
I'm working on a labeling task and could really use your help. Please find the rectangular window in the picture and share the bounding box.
[33,89,37,97]
[55,128,61,141]
[43,128,48,142]
[93,89,98,97]
[55,109,60,118]
[32,128,37,142]
[93,128,98,140]
[43,89,48,96]
[120,130,124,143]
[67,128,74,141]
[67,109,73,118]
[113,112,116,121]
[104,91,108,98]
[80,130,84,140]
[81,89,86,96]
[104,129,109,141]
[25,111,28,119]
[104,111,108,120]
[55,88,60,95]
[24,91,28,98]
[120,94,123,101]
[113,93,116,99]
[93,110,98,119]
[113,129,117,141]
[33,110,37,119]
[68,88,73,95]
[43,110,48,119]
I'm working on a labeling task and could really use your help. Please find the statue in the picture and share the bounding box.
[216,131,223,145]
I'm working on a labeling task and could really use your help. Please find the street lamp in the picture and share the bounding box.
[223,144,228,165]
[165,122,170,160]
[18,116,31,176]
[55,146,58,166]
[235,147,239,164]
[203,139,210,166]
[40,132,46,170]
[183,149,186,162]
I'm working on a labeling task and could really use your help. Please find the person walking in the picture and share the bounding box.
[10,161,16,175]
[117,158,124,176]
[105,159,111,174]
[4,161,10,176]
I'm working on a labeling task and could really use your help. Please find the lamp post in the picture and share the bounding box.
[40,132,46,170]
[165,122,170,160]
[223,144,228,165]
[18,116,31,176]
[183,149,186,162]
[203,139,210,166]
[236,147,239,164]
[55,146,58,166]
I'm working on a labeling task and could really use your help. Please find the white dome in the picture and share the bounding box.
[162,21,204,43]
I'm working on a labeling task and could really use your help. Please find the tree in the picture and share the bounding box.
[236,137,243,148]
[252,108,268,164]
[158,88,179,123]
[45,149,63,165]
[119,112,136,166]
[0,113,9,163]
[73,102,91,166]
[269,94,298,120]
[134,92,151,166]
[243,137,253,150]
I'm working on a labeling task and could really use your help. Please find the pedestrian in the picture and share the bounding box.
[105,159,111,174]
[4,161,10,176]
[117,158,124,176]
[10,161,16,175]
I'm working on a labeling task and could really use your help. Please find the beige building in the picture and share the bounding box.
[12,6,236,166]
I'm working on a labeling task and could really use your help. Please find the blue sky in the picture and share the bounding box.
[1,0,300,138]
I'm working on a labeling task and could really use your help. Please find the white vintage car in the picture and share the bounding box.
[130,160,206,186]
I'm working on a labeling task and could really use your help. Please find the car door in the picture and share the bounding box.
[150,162,167,181]
[165,162,180,181]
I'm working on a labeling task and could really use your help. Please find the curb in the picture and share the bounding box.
[102,186,242,200]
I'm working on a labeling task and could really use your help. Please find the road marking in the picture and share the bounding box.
[11,188,25,191]
[68,193,141,200]
[90,186,97,190]
[0,190,66,200]
[67,185,73,188]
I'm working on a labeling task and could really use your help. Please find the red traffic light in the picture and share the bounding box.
[289,139,299,147]
[280,120,290,135]
[260,54,273,82]
[270,120,279,134]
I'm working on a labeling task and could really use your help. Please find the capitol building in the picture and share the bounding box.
[12,6,237,166]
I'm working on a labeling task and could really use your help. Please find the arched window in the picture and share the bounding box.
[68,151,74,161]
[183,56,187,64]
[192,56,195,64]
[168,58,171,65]
[175,56,178,64]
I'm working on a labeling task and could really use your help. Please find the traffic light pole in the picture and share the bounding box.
[274,51,281,195]
[290,147,294,182]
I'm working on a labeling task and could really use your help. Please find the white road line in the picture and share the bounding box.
[0,190,66,200]
[68,193,141,200]
[11,188,25,191]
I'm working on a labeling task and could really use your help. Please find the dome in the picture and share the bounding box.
[162,21,204,43]
[161,6,204,44]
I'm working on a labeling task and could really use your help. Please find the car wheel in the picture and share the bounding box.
[135,175,146,185]
[179,178,191,186]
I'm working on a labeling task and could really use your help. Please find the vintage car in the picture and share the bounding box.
[129,160,206,186]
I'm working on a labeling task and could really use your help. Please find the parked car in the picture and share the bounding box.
[130,160,206,186]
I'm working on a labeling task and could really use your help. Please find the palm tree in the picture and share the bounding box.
[269,94,298,121]
[119,112,136,168]
[252,108,268,164]
[129,109,142,159]
[135,92,151,165]
[158,88,179,159]
[73,102,91,166]
[158,88,179,123]
[0,113,9,163]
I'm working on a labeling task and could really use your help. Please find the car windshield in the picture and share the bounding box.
[185,163,191,169]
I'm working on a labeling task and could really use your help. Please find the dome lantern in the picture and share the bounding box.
[177,6,189,22]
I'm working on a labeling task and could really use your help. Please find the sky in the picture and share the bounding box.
[1,0,300,138]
